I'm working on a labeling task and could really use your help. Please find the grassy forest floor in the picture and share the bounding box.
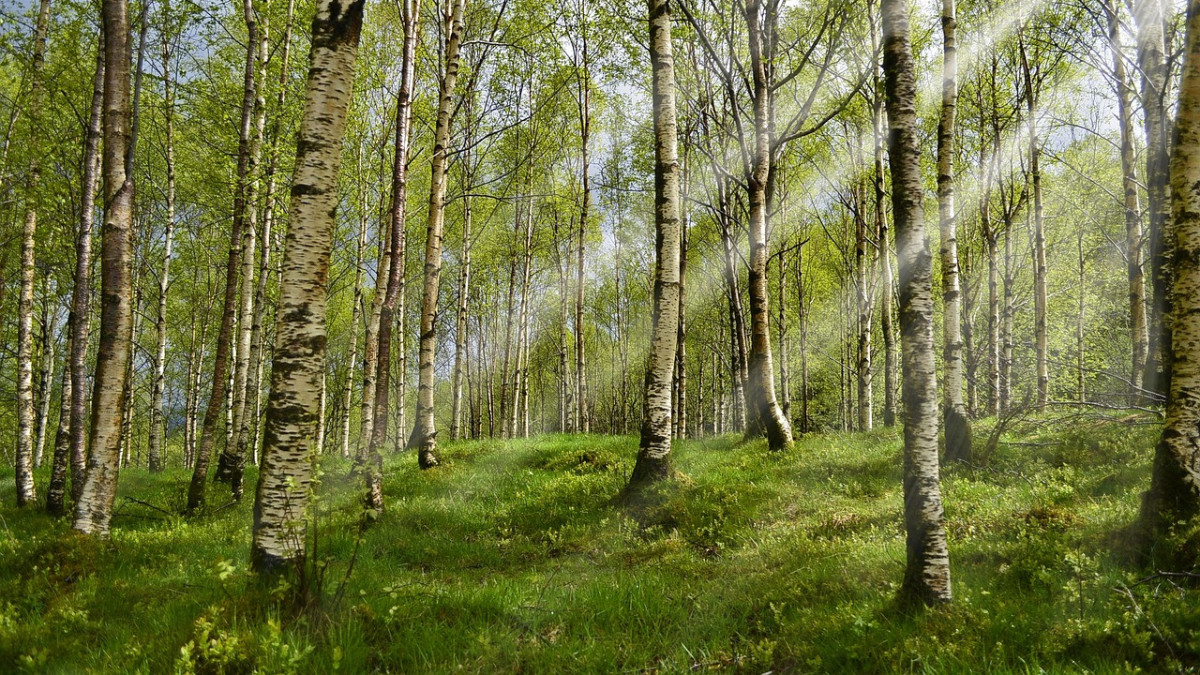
[1,415,1198,673]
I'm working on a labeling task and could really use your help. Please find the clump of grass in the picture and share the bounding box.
[0,414,1196,672]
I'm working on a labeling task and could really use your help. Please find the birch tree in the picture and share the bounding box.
[73,0,136,536]
[251,0,364,574]
[881,0,951,605]
[628,0,681,489]
[410,0,467,469]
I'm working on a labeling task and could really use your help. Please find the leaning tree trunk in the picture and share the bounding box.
[627,0,681,490]
[362,0,417,512]
[13,0,51,507]
[411,0,466,468]
[148,6,177,473]
[938,0,970,462]
[1106,1,1149,398]
[1136,0,1173,402]
[188,0,259,513]
[882,0,951,605]
[73,0,134,536]
[1140,0,1200,540]
[250,0,363,576]
[743,0,793,451]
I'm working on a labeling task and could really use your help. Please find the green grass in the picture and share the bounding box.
[1,416,1197,673]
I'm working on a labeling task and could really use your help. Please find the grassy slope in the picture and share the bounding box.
[0,417,1196,673]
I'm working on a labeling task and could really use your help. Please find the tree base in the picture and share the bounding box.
[942,405,972,464]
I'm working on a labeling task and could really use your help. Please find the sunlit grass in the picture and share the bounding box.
[0,415,1194,673]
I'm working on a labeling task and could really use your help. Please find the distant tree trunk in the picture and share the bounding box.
[189,0,260,513]
[47,347,72,514]
[250,0,363,575]
[251,0,295,467]
[411,0,466,468]
[674,172,689,438]
[719,202,749,430]
[939,0,970,462]
[1136,0,1173,401]
[981,109,1000,417]
[516,193,535,438]
[339,207,368,457]
[1001,199,1015,411]
[1018,31,1048,408]
[73,0,135,536]
[882,0,951,605]
[1077,231,1086,401]
[855,142,874,433]
[778,246,790,423]
[33,291,58,469]
[556,213,571,432]
[627,0,680,489]
[54,27,102,512]
[1140,0,1200,538]
[450,183,473,441]
[575,19,592,435]
[1105,1,1149,397]
[148,7,177,473]
[13,0,51,507]
[217,0,268,499]
[875,83,897,428]
[796,240,810,434]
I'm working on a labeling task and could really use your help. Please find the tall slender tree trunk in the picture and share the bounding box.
[148,6,177,473]
[628,0,680,489]
[1136,0,1173,402]
[1140,0,1200,539]
[855,142,875,433]
[882,0,951,605]
[251,0,364,575]
[1018,31,1049,408]
[875,100,896,428]
[411,0,466,468]
[189,0,260,512]
[939,0,970,461]
[796,241,810,433]
[13,0,51,507]
[252,0,296,467]
[73,0,135,536]
[575,16,592,435]
[48,345,73,513]
[1105,1,1149,397]
[719,203,749,430]
[33,291,57,469]
[339,206,368,457]
[981,113,1000,417]
[674,169,689,439]
[218,0,268,499]
[53,28,102,513]
[515,188,534,439]
[450,181,473,441]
